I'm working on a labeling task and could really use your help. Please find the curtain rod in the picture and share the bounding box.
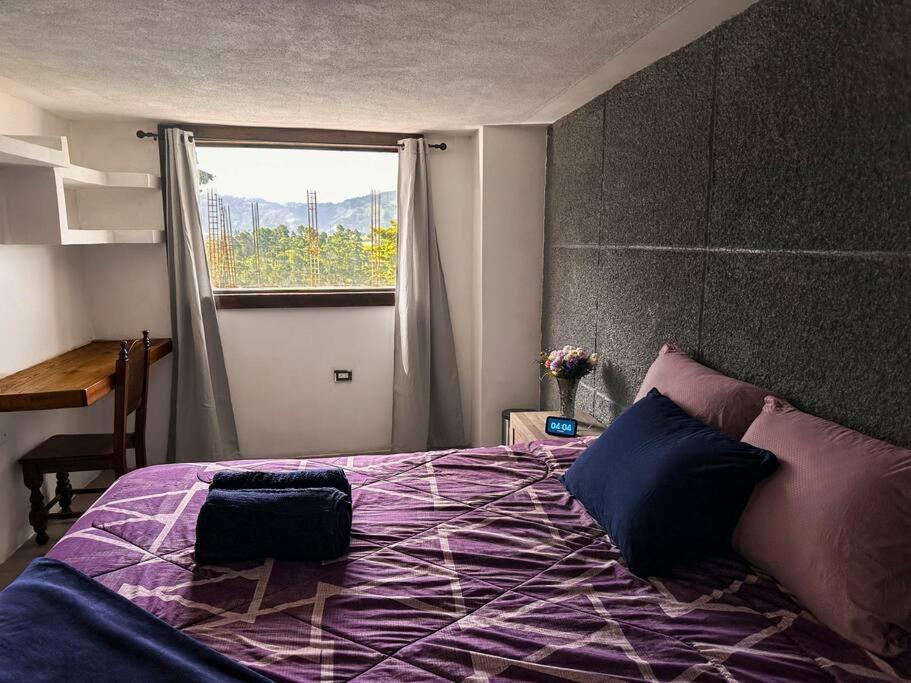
[136,130,446,150]
[137,130,192,142]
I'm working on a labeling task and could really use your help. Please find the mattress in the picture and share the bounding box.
[47,439,910,682]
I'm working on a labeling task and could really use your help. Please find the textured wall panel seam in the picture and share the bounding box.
[696,31,721,359]
[596,244,911,260]
[593,389,624,413]
[540,127,550,411]
[593,95,607,343]
[587,96,608,416]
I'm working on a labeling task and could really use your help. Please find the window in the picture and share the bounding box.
[193,128,403,308]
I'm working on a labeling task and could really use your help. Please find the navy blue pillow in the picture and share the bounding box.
[561,388,778,576]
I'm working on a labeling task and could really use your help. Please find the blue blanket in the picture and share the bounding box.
[195,487,352,564]
[211,467,351,496]
[0,558,269,682]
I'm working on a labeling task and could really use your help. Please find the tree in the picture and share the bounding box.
[364,219,398,287]
[320,226,369,286]
[206,217,397,289]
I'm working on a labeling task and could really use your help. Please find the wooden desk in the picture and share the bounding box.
[507,410,603,445]
[0,339,172,412]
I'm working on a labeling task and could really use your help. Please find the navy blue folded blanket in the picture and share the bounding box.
[0,558,268,682]
[211,467,351,496]
[195,487,352,564]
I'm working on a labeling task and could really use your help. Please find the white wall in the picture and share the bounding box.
[217,132,478,456]
[219,307,394,457]
[472,125,547,445]
[63,123,479,462]
[0,101,173,560]
[68,119,174,467]
[471,133,484,443]
[66,119,165,232]
[186,127,539,455]
[62,123,482,463]
[0,91,66,136]
[0,92,95,559]
[76,245,172,465]
[425,132,476,444]
[0,94,543,560]
[64,124,465,463]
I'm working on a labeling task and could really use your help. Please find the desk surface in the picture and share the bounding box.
[0,339,172,412]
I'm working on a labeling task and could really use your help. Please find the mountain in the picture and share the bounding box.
[199,190,396,233]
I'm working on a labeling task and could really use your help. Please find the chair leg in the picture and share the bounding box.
[134,435,147,470]
[23,468,49,545]
[56,472,74,513]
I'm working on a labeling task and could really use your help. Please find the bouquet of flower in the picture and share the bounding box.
[540,346,599,380]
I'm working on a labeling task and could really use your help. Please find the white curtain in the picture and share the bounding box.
[162,128,240,462]
[392,139,465,451]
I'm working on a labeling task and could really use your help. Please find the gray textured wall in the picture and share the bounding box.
[541,0,911,447]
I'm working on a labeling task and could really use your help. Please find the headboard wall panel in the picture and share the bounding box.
[710,1,911,253]
[541,0,911,446]
[602,36,714,249]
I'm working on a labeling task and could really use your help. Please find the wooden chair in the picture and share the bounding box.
[20,331,152,544]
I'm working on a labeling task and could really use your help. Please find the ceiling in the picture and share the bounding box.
[0,0,704,131]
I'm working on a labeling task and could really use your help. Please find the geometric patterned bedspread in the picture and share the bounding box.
[47,438,910,682]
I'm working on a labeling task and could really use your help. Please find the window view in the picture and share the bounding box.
[196,146,398,290]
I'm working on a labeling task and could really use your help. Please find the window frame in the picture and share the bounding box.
[182,124,415,309]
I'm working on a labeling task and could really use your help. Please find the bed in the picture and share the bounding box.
[46,439,911,682]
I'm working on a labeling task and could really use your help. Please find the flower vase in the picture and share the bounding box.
[556,377,579,418]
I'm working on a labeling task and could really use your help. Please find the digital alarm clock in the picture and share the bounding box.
[545,415,578,438]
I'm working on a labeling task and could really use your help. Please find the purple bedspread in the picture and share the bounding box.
[47,439,910,682]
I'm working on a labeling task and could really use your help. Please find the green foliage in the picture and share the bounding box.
[199,169,215,186]
[208,219,397,289]
[365,224,398,285]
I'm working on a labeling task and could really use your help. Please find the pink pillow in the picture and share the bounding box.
[734,397,911,656]
[635,344,768,438]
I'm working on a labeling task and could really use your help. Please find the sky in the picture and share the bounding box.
[195,146,398,204]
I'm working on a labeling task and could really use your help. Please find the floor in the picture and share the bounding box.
[0,471,113,589]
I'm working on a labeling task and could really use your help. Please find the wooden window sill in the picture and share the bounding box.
[214,289,395,309]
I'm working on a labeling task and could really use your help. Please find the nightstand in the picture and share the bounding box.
[506,411,603,445]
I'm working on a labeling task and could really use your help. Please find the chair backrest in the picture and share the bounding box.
[112,331,152,471]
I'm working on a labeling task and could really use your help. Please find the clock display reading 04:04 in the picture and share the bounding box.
[545,416,578,438]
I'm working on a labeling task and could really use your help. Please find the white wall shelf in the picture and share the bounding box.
[0,135,69,168]
[60,164,160,190]
[0,134,163,245]
[62,228,163,245]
